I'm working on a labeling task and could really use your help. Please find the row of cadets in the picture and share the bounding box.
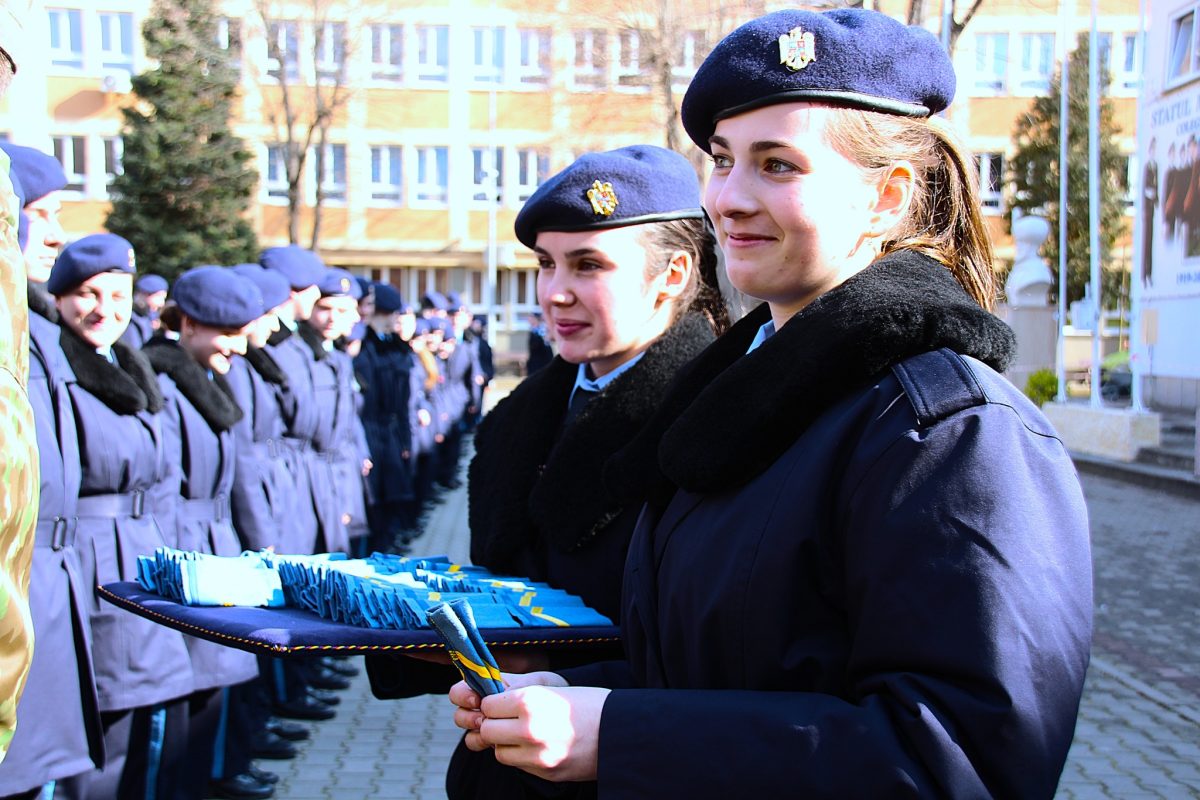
[120,273,169,349]
[0,144,104,800]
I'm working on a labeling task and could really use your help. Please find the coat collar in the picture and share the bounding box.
[607,250,1015,500]
[267,325,292,346]
[469,313,715,560]
[296,321,327,360]
[244,345,287,386]
[27,281,57,322]
[144,338,244,433]
[58,322,164,414]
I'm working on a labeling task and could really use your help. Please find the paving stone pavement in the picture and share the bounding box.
[256,460,1200,799]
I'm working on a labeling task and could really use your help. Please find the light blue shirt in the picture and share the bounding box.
[568,352,646,407]
[97,346,118,365]
[745,320,776,354]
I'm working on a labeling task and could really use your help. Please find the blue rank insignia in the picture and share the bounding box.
[779,26,816,72]
[587,180,619,217]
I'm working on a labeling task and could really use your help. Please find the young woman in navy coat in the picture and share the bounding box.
[449,11,1093,799]
[145,266,263,799]
[42,235,193,800]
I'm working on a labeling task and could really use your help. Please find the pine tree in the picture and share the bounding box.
[106,0,258,279]
[1007,33,1128,306]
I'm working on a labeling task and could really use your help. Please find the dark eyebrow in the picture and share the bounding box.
[708,134,792,154]
[533,245,603,259]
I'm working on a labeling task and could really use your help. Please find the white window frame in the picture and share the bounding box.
[314,21,346,83]
[1113,32,1141,93]
[976,152,1004,214]
[48,8,84,70]
[52,135,87,194]
[216,17,242,69]
[571,29,607,90]
[317,143,346,203]
[1015,33,1054,93]
[370,145,403,204]
[973,32,1009,94]
[671,30,705,87]
[266,20,301,83]
[103,136,123,189]
[616,29,649,90]
[471,146,504,205]
[412,145,449,207]
[415,25,449,85]
[97,11,135,74]
[471,26,505,85]
[516,148,548,202]
[264,144,290,202]
[370,23,403,82]
[1166,9,1196,88]
[516,28,550,86]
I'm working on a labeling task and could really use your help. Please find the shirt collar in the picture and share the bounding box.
[568,352,645,406]
[745,320,776,354]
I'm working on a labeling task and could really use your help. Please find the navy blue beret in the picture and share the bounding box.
[172,266,264,329]
[514,145,703,249]
[46,233,136,295]
[421,290,448,312]
[136,274,169,295]
[681,9,956,152]
[317,268,363,300]
[414,318,433,336]
[231,263,291,311]
[0,142,68,205]
[372,282,405,314]
[354,276,372,296]
[446,291,466,310]
[260,245,325,290]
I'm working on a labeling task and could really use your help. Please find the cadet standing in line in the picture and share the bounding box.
[451,11,1092,798]
[145,267,264,800]
[0,144,103,799]
[120,273,168,349]
[46,235,193,800]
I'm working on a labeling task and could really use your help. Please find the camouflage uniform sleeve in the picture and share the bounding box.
[0,151,40,763]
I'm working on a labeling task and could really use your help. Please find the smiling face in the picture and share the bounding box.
[180,316,251,375]
[56,271,134,349]
[534,226,681,378]
[23,192,66,283]
[705,103,890,326]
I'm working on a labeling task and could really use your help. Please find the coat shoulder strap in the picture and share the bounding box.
[891,347,987,426]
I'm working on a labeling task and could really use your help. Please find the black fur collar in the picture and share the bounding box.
[267,325,292,347]
[27,281,57,322]
[143,338,244,433]
[58,323,163,414]
[244,345,287,386]
[297,321,327,360]
[607,250,1015,500]
[469,313,715,560]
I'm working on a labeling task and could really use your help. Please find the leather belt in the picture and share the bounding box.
[179,493,230,522]
[76,490,146,520]
[33,516,75,550]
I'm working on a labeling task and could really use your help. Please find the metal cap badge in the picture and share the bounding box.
[779,26,816,71]
[587,180,619,217]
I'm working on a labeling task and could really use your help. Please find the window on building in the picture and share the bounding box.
[1016,33,1053,92]
[317,143,346,201]
[103,136,123,186]
[265,145,290,199]
[266,20,300,82]
[977,152,1004,212]
[974,33,1009,93]
[517,28,550,85]
[415,25,449,84]
[472,27,505,85]
[672,30,707,84]
[314,21,346,83]
[573,29,608,89]
[1100,32,1141,91]
[48,8,84,69]
[371,145,403,203]
[1168,11,1195,85]
[98,11,135,73]
[216,18,242,68]
[1116,154,1136,209]
[414,146,449,205]
[371,24,403,81]
[617,29,649,88]
[472,147,504,203]
[516,148,549,202]
[52,135,86,193]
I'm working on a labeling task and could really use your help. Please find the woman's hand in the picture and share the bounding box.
[450,673,609,782]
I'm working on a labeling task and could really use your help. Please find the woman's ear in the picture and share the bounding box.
[658,249,693,302]
[868,160,916,238]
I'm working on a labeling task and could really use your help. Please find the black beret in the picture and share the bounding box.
[232,263,291,310]
[172,266,264,330]
[317,268,363,300]
[260,245,325,290]
[513,145,703,249]
[681,8,956,152]
[372,282,405,314]
[46,233,136,295]
[0,142,67,205]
